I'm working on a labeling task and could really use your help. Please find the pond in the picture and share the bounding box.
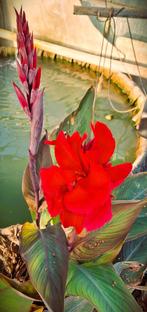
[0,57,137,227]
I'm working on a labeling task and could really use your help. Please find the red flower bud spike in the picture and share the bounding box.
[13,8,45,227]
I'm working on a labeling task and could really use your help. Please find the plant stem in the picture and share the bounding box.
[29,150,40,226]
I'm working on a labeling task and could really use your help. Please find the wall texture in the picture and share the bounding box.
[0,0,147,68]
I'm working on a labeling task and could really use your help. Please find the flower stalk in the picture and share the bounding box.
[13,8,43,226]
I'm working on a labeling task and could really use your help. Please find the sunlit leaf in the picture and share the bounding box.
[0,277,32,312]
[53,86,95,138]
[32,307,44,312]
[20,222,68,312]
[114,173,147,240]
[22,134,52,219]
[114,261,146,287]
[70,200,147,263]
[0,273,41,301]
[66,262,141,312]
[64,296,94,312]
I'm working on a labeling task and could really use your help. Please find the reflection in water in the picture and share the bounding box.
[0,58,137,227]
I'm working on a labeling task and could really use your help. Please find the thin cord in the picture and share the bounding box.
[126,18,147,97]
[91,18,108,124]
[107,17,136,114]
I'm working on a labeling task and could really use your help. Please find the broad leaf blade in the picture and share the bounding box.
[53,86,95,137]
[70,200,147,263]
[119,235,147,264]
[20,222,68,312]
[64,296,94,312]
[66,262,141,312]
[0,273,41,301]
[22,134,52,219]
[127,207,147,241]
[114,172,147,200]
[114,172,147,240]
[0,277,32,312]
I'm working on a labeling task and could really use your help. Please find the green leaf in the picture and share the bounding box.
[0,273,41,301]
[70,199,147,263]
[64,296,94,312]
[114,172,147,200]
[114,261,146,287]
[127,207,147,241]
[114,173,147,240]
[66,262,142,312]
[0,277,32,312]
[53,87,95,138]
[53,86,137,164]
[119,235,147,264]
[22,134,52,220]
[20,222,68,312]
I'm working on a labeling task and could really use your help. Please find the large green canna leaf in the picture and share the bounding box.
[0,277,33,312]
[114,172,147,240]
[20,222,68,312]
[118,234,147,264]
[22,134,52,220]
[53,86,95,138]
[70,199,147,263]
[66,262,142,312]
[64,296,94,312]
[127,207,147,241]
[114,172,147,200]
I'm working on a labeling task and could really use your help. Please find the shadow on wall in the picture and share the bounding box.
[0,1,11,46]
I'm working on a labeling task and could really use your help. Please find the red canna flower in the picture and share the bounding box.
[40,121,132,234]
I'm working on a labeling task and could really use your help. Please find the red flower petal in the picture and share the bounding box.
[84,198,112,231]
[106,163,132,189]
[89,121,115,164]
[40,166,66,216]
[60,210,84,234]
[64,164,110,215]
[55,131,83,171]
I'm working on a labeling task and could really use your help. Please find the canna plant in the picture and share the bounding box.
[0,7,147,312]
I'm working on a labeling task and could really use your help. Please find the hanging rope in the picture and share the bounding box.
[107,16,137,113]
[126,18,147,97]
[91,16,108,124]
[92,1,145,118]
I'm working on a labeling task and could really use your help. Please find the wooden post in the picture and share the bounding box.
[74,6,147,19]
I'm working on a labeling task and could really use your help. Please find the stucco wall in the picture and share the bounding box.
[0,0,121,59]
[0,0,147,66]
